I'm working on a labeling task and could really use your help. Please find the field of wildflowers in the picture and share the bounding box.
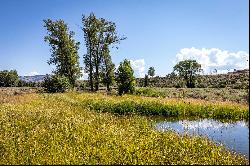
[0,91,248,164]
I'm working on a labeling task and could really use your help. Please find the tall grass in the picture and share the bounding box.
[0,93,248,164]
[64,92,248,120]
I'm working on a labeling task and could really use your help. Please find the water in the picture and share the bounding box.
[154,118,249,159]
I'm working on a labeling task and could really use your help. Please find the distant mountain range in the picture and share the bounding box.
[19,69,249,84]
[19,75,46,82]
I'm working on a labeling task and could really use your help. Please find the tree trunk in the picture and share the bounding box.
[95,66,99,91]
[89,41,94,91]
[89,69,94,91]
[107,83,111,92]
[94,54,99,91]
[94,43,101,91]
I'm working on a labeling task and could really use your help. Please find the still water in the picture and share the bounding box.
[154,118,249,159]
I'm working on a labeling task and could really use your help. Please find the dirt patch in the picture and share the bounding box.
[0,87,40,104]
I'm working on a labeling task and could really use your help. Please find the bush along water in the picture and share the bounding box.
[62,92,248,121]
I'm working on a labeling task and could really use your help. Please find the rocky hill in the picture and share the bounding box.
[19,75,46,83]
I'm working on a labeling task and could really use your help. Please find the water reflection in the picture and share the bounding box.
[154,118,249,159]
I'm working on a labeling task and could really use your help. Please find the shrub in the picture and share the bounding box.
[115,59,136,95]
[79,82,86,90]
[135,70,249,89]
[0,70,19,87]
[42,75,71,93]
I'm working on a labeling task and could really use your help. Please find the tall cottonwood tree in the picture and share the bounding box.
[82,13,125,91]
[100,20,125,91]
[82,14,99,91]
[101,44,115,91]
[44,19,82,86]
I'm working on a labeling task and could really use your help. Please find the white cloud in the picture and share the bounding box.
[26,71,39,76]
[175,47,249,74]
[80,59,146,80]
[129,59,145,78]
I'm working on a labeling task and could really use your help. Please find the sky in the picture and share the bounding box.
[0,0,249,78]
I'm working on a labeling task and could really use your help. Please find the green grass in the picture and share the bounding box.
[63,92,248,120]
[0,92,248,164]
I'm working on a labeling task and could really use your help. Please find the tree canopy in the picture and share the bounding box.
[44,19,82,86]
[0,70,19,87]
[148,67,155,77]
[173,59,202,88]
[115,59,136,95]
[82,13,125,91]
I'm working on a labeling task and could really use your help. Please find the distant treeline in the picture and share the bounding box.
[1,69,248,90]
[0,70,42,87]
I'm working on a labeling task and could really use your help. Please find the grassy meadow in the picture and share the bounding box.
[0,89,249,165]
[135,87,249,104]
[65,92,248,120]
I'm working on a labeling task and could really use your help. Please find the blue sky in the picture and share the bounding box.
[0,0,249,78]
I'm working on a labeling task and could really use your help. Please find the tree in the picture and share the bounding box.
[82,13,102,91]
[82,13,125,91]
[148,67,155,77]
[115,59,136,95]
[42,74,70,93]
[83,13,102,91]
[44,19,82,86]
[0,70,19,87]
[173,59,202,88]
[144,74,149,87]
[101,44,115,91]
[100,20,125,92]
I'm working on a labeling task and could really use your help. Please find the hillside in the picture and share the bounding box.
[20,69,249,90]
[19,75,46,83]
[136,69,249,89]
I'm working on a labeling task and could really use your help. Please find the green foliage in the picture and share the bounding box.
[144,74,149,87]
[42,75,71,93]
[17,80,40,87]
[82,13,100,91]
[115,59,136,95]
[0,70,19,87]
[101,44,115,92]
[136,70,249,89]
[246,89,249,103]
[148,67,155,77]
[79,82,86,91]
[0,92,248,164]
[44,19,82,86]
[71,93,248,120]
[173,60,202,88]
[82,13,125,91]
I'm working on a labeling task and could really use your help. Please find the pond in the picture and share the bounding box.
[153,117,249,159]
